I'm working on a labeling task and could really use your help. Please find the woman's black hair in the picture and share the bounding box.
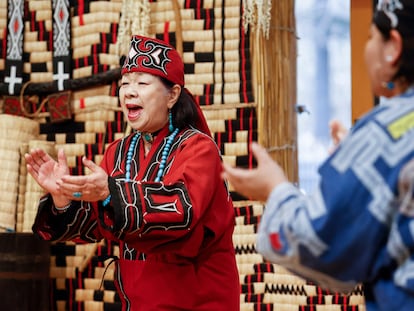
[374,6,414,85]
[160,77,199,130]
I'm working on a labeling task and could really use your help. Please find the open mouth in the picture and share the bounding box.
[126,104,143,120]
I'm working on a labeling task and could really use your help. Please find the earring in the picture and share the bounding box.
[169,110,174,132]
[385,55,393,62]
[382,81,395,90]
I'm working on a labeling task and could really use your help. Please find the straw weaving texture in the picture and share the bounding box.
[0,115,39,232]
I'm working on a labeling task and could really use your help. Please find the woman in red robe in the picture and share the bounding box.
[25,35,240,311]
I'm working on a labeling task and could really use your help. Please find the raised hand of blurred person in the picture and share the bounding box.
[221,142,288,202]
[328,119,348,153]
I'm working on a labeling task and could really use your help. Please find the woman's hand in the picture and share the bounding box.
[221,142,288,202]
[57,156,110,202]
[25,148,72,207]
[25,148,69,195]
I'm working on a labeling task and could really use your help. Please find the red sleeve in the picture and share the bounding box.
[32,194,102,243]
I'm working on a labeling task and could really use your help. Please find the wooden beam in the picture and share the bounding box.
[0,68,121,96]
[350,0,374,123]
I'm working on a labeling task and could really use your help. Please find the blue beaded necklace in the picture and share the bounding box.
[125,128,179,182]
[125,133,139,181]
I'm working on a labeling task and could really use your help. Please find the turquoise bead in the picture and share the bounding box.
[125,133,140,181]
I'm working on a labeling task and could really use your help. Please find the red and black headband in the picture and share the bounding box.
[374,0,414,36]
[121,35,185,86]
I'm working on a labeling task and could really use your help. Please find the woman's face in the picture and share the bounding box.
[364,24,397,97]
[119,72,175,133]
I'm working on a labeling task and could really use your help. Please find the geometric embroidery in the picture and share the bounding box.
[6,0,24,60]
[47,91,72,123]
[52,0,71,91]
[5,0,24,95]
[52,0,70,57]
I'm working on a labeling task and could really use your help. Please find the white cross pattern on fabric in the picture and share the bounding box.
[5,66,22,95]
[53,61,69,91]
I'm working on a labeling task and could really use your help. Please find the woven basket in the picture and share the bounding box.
[0,115,39,232]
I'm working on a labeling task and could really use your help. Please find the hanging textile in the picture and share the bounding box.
[4,0,24,96]
[52,0,71,91]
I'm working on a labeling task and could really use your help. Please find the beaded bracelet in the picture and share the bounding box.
[102,194,112,207]
[54,202,71,213]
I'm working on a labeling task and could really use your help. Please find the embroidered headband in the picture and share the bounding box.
[376,0,403,28]
[121,35,185,86]
[374,0,414,36]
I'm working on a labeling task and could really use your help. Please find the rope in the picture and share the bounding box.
[19,81,49,118]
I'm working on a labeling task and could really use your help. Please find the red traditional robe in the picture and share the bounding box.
[33,125,240,311]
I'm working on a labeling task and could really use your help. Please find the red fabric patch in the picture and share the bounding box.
[47,91,72,123]
[269,232,283,250]
[2,95,30,116]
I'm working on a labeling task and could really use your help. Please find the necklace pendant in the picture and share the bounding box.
[143,132,154,143]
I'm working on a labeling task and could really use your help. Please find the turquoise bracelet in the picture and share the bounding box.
[102,194,111,206]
